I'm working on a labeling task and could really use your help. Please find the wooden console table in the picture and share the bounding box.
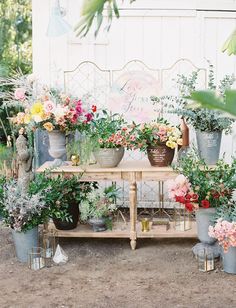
[37,160,197,249]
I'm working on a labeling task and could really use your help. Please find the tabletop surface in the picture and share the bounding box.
[37,160,177,173]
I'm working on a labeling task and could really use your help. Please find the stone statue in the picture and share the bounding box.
[16,133,33,193]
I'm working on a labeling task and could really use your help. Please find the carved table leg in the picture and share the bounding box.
[129,173,137,250]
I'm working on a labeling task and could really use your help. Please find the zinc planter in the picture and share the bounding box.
[93,147,124,168]
[12,226,39,263]
[48,130,67,167]
[195,208,216,245]
[88,217,107,232]
[222,246,236,274]
[195,130,222,165]
[147,145,175,167]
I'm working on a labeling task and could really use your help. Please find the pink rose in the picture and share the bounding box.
[44,100,56,113]
[14,88,26,100]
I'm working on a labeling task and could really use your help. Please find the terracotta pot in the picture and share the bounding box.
[53,202,79,230]
[147,145,175,167]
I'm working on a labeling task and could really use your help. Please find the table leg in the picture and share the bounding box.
[129,175,137,250]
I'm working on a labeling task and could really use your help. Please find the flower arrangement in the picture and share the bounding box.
[208,219,236,252]
[168,153,236,212]
[79,184,119,222]
[12,87,96,133]
[89,110,137,149]
[2,180,49,232]
[134,118,182,151]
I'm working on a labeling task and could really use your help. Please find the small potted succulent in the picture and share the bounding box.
[89,109,137,167]
[134,118,182,166]
[1,179,49,262]
[79,184,120,231]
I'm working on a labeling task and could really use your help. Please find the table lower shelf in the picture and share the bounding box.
[48,221,197,239]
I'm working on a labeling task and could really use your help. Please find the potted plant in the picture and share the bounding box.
[168,153,236,244]
[156,63,235,164]
[0,175,6,220]
[89,110,137,167]
[1,179,49,262]
[134,118,182,166]
[208,203,236,274]
[29,172,97,230]
[79,184,119,231]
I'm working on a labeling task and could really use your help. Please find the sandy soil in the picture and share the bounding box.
[0,224,235,308]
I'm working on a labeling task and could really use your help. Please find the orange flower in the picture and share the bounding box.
[43,122,54,132]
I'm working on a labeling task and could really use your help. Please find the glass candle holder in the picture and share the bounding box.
[197,249,214,272]
[42,229,58,267]
[28,247,45,271]
[174,204,192,231]
[141,218,150,232]
[42,229,57,257]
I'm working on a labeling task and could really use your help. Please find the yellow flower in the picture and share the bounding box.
[31,102,44,115]
[166,140,176,149]
[43,122,54,132]
[31,102,45,123]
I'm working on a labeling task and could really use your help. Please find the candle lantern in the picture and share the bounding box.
[141,218,150,232]
[28,247,45,271]
[42,229,58,266]
[174,204,192,231]
[197,248,215,272]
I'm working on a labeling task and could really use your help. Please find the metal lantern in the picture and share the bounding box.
[174,204,192,231]
[28,247,45,271]
[197,248,215,272]
[42,229,58,266]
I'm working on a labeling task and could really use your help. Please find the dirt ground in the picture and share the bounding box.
[0,223,235,308]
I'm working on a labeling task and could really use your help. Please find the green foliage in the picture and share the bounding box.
[75,0,136,37]
[29,172,97,222]
[155,63,235,133]
[0,175,7,217]
[89,110,125,148]
[0,1,32,143]
[222,29,236,56]
[174,151,236,208]
[2,179,49,232]
[79,184,119,221]
[215,203,236,223]
[189,90,236,118]
[0,143,14,172]
[0,0,32,75]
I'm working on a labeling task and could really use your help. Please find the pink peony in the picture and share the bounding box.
[14,88,26,100]
[44,100,56,113]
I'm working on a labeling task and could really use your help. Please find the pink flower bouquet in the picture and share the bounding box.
[208,219,236,252]
[12,87,96,132]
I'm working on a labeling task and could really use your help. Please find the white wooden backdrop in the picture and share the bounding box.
[32,0,236,158]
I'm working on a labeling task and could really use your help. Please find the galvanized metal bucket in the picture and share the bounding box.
[195,208,216,245]
[195,130,222,165]
[93,147,124,168]
[222,246,236,274]
[12,226,39,263]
